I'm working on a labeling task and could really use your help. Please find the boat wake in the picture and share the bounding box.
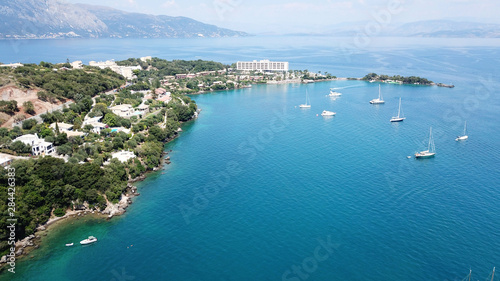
[330,85,362,90]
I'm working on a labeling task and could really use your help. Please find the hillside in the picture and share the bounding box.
[390,20,500,38]
[0,0,248,39]
[289,20,500,38]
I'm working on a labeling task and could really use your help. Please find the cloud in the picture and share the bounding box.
[162,0,176,8]
[281,1,353,11]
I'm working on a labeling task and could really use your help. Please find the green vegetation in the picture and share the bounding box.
[0,58,199,257]
[23,101,35,115]
[0,157,127,246]
[0,62,125,102]
[362,73,433,85]
[117,57,226,76]
[0,100,18,115]
[117,58,234,94]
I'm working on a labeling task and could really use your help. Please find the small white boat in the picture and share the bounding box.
[390,97,406,122]
[455,121,468,141]
[329,90,342,97]
[80,236,98,245]
[370,85,385,104]
[65,243,74,247]
[415,127,436,159]
[299,90,311,108]
[321,110,336,116]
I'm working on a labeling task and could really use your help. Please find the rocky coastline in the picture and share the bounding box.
[0,125,182,268]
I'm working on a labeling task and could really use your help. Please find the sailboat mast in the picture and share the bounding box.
[491,267,495,281]
[428,127,432,151]
[468,269,472,281]
[379,85,381,100]
[464,121,467,135]
[397,98,401,117]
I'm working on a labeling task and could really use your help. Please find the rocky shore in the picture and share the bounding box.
[0,183,140,266]
[0,136,180,268]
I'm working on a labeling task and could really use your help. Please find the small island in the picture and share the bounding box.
[361,72,454,88]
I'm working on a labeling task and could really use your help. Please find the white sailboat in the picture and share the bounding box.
[415,127,436,158]
[489,267,495,281]
[390,97,405,122]
[370,85,385,104]
[462,267,495,281]
[299,90,311,108]
[455,121,468,141]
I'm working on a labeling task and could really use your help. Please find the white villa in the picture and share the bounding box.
[13,134,55,156]
[136,103,150,114]
[49,122,85,137]
[70,61,83,69]
[0,157,13,168]
[50,122,74,132]
[83,116,108,134]
[87,122,107,134]
[110,104,134,118]
[0,63,23,68]
[111,150,136,163]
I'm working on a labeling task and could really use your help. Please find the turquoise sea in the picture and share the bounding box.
[1,36,500,280]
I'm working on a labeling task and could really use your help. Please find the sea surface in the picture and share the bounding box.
[1,36,500,281]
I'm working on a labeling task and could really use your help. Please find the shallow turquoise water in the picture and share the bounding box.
[1,38,500,280]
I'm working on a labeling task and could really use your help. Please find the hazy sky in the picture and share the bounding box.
[67,0,500,33]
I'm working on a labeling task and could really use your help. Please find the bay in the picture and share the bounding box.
[1,36,500,281]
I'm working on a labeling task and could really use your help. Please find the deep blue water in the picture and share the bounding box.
[1,36,500,281]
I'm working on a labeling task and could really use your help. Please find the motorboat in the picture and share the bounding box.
[80,236,98,245]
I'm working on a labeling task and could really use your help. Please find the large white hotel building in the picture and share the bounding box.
[236,60,289,72]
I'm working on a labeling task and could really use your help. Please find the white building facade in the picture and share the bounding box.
[13,134,55,156]
[89,60,141,80]
[236,60,289,72]
[110,104,134,118]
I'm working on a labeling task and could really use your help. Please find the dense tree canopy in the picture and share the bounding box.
[0,58,199,258]
[362,73,433,85]
[9,64,125,100]
[117,58,226,81]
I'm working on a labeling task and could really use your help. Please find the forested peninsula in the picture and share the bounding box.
[0,58,206,260]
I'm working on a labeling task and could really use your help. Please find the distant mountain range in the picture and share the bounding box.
[0,0,248,39]
[288,20,500,38]
[390,20,500,38]
[1,0,498,40]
